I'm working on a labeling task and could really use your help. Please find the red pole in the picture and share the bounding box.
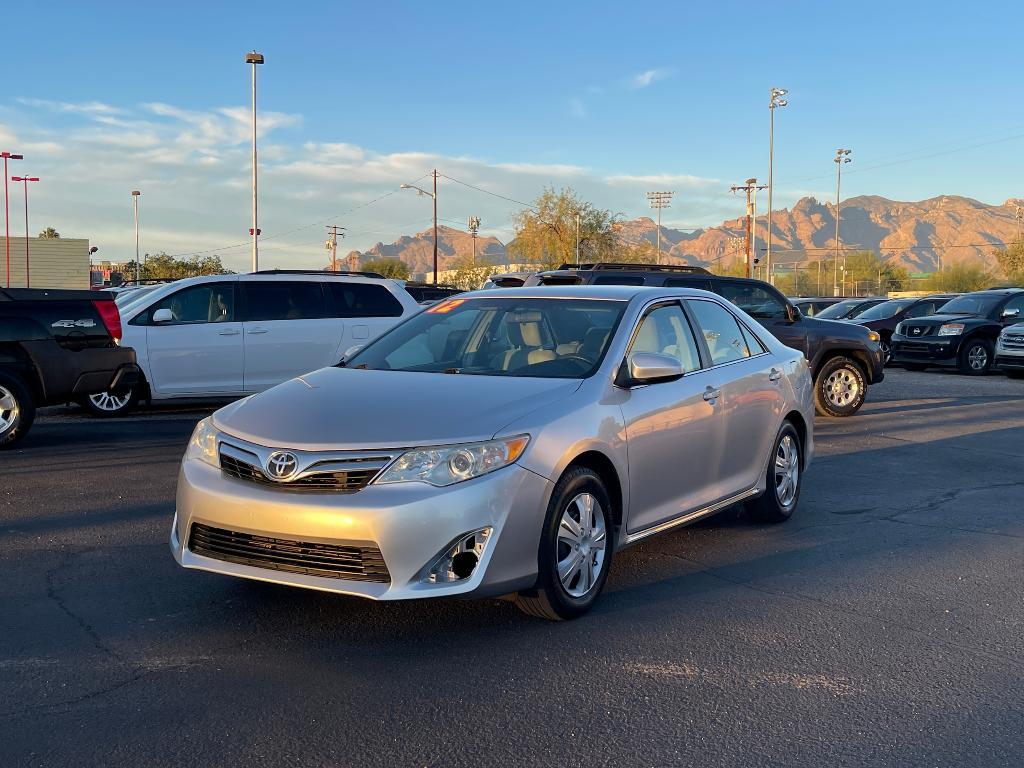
[3,156,8,288]
[22,178,29,288]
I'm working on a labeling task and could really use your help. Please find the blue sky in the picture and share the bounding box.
[2,0,1022,270]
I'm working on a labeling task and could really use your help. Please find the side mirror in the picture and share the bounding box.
[152,308,173,324]
[786,304,801,322]
[623,352,685,386]
[1002,308,1021,320]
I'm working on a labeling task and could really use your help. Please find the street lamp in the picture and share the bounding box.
[246,50,264,273]
[11,175,39,287]
[131,191,142,282]
[1,151,23,287]
[833,148,852,296]
[400,170,439,285]
[766,87,787,285]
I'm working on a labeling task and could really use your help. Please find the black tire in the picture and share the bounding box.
[903,363,928,372]
[0,372,36,449]
[514,466,615,621]
[77,388,139,417]
[746,422,802,524]
[957,338,993,376]
[813,356,867,417]
[879,335,892,366]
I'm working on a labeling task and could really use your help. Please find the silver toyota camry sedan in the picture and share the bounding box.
[171,285,814,619]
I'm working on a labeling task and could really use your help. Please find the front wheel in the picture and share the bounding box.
[957,338,993,376]
[0,373,36,449]
[514,466,614,621]
[79,388,138,417]
[746,422,802,523]
[813,356,866,417]
[879,336,892,366]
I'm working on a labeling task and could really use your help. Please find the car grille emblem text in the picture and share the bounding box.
[265,451,299,481]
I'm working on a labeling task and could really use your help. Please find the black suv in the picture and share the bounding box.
[526,263,885,417]
[890,288,1024,375]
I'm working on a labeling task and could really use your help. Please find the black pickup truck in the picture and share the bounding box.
[0,288,139,448]
[526,263,885,417]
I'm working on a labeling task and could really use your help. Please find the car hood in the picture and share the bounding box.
[801,315,873,339]
[212,367,583,451]
[900,313,980,326]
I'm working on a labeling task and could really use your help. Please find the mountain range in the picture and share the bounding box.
[346,195,1023,276]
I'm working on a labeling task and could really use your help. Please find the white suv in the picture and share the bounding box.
[83,272,422,416]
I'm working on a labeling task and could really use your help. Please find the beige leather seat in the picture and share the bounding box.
[492,315,556,371]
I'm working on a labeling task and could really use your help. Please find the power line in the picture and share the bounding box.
[438,173,538,211]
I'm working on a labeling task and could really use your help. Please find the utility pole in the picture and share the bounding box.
[646,191,673,264]
[12,175,39,287]
[834,148,852,296]
[245,51,264,273]
[1015,203,1023,243]
[730,179,766,278]
[468,217,481,264]
[400,171,439,285]
[325,225,346,271]
[767,87,788,285]
[574,212,581,266]
[1,150,22,287]
[131,190,141,282]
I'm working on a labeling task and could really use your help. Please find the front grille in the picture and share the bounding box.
[218,444,391,493]
[188,523,390,583]
[1001,334,1024,349]
[900,341,934,352]
[902,324,935,337]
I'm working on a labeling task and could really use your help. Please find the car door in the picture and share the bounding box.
[712,280,807,356]
[326,281,408,351]
[240,280,341,392]
[686,298,784,497]
[619,301,724,534]
[144,281,244,395]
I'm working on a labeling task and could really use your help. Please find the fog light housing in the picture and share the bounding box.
[422,527,492,584]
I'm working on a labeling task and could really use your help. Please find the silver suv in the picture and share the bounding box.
[996,322,1024,378]
[171,285,815,619]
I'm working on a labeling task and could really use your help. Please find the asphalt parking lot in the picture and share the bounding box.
[2,369,1022,768]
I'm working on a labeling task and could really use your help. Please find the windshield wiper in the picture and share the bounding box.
[444,367,462,374]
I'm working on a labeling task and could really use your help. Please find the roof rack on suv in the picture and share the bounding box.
[253,269,386,279]
[556,262,711,274]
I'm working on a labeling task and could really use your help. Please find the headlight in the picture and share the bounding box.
[938,323,964,336]
[375,435,529,487]
[185,417,219,467]
[867,330,880,343]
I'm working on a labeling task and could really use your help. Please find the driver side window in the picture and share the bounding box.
[629,304,701,373]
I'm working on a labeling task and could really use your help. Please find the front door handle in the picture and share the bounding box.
[247,328,269,335]
[703,386,721,402]
[769,368,782,382]
[218,329,240,336]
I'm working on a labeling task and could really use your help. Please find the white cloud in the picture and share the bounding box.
[629,68,671,89]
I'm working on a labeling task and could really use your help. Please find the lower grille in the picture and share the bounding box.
[188,523,390,583]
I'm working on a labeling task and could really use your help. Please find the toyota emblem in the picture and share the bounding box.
[265,451,299,481]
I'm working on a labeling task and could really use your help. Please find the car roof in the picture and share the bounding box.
[462,284,719,302]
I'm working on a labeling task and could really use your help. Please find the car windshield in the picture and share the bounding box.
[936,294,1001,316]
[855,299,914,320]
[347,297,626,378]
[815,299,864,319]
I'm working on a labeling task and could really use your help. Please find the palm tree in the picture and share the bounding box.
[38,227,60,239]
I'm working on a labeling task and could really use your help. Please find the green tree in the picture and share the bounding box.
[839,251,910,295]
[122,253,234,281]
[448,255,492,291]
[361,257,411,280]
[38,227,60,239]
[508,187,620,270]
[922,262,993,293]
[992,240,1024,285]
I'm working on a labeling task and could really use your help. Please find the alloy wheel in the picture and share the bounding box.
[0,385,19,433]
[556,493,607,598]
[774,434,800,509]
[968,345,988,371]
[88,390,133,412]
[824,367,860,408]
[879,339,891,365]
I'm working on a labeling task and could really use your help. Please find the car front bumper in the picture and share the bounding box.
[995,347,1024,370]
[890,334,959,366]
[171,456,554,601]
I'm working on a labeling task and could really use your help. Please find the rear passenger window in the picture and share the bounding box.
[328,283,404,318]
[740,324,767,355]
[687,300,751,365]
[243,282,327,321]
[593,276,644,286]
[630,304,701,373]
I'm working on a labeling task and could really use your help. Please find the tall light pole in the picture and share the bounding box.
[11,175,39,288]
[646,191,674,264]
[468,216,480,264]
[575,212,581,266]
[400,171,439,285]
[131,190,141,282]
[1,151,23,287]
[767,87,788,285]
[246,51,264,273]
[833,148,852,296]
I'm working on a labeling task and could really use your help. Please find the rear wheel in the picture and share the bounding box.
[746,422,802,523]
[957,338,993,376]
[514,466,614,620]
[79,388,138,417]
[813,356,866,417]
[0,373,36,449]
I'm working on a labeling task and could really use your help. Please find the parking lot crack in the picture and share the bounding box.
[44,549,126,664]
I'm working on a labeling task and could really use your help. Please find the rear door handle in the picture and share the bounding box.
[769,368,782,382]
[703,387,722,402]
[247,328,269,335]
[218,329,240,336]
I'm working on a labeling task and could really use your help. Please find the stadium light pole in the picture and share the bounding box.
[246,51,264,273]
[130,190,142,282]
[767,88,787,285]
[400,172,439,285]
[1,151,23,287]
[833,148,852,296]
[11,175,39,287]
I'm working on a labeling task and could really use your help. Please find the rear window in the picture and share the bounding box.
[243,282,327,321]
[328,282,404,317]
